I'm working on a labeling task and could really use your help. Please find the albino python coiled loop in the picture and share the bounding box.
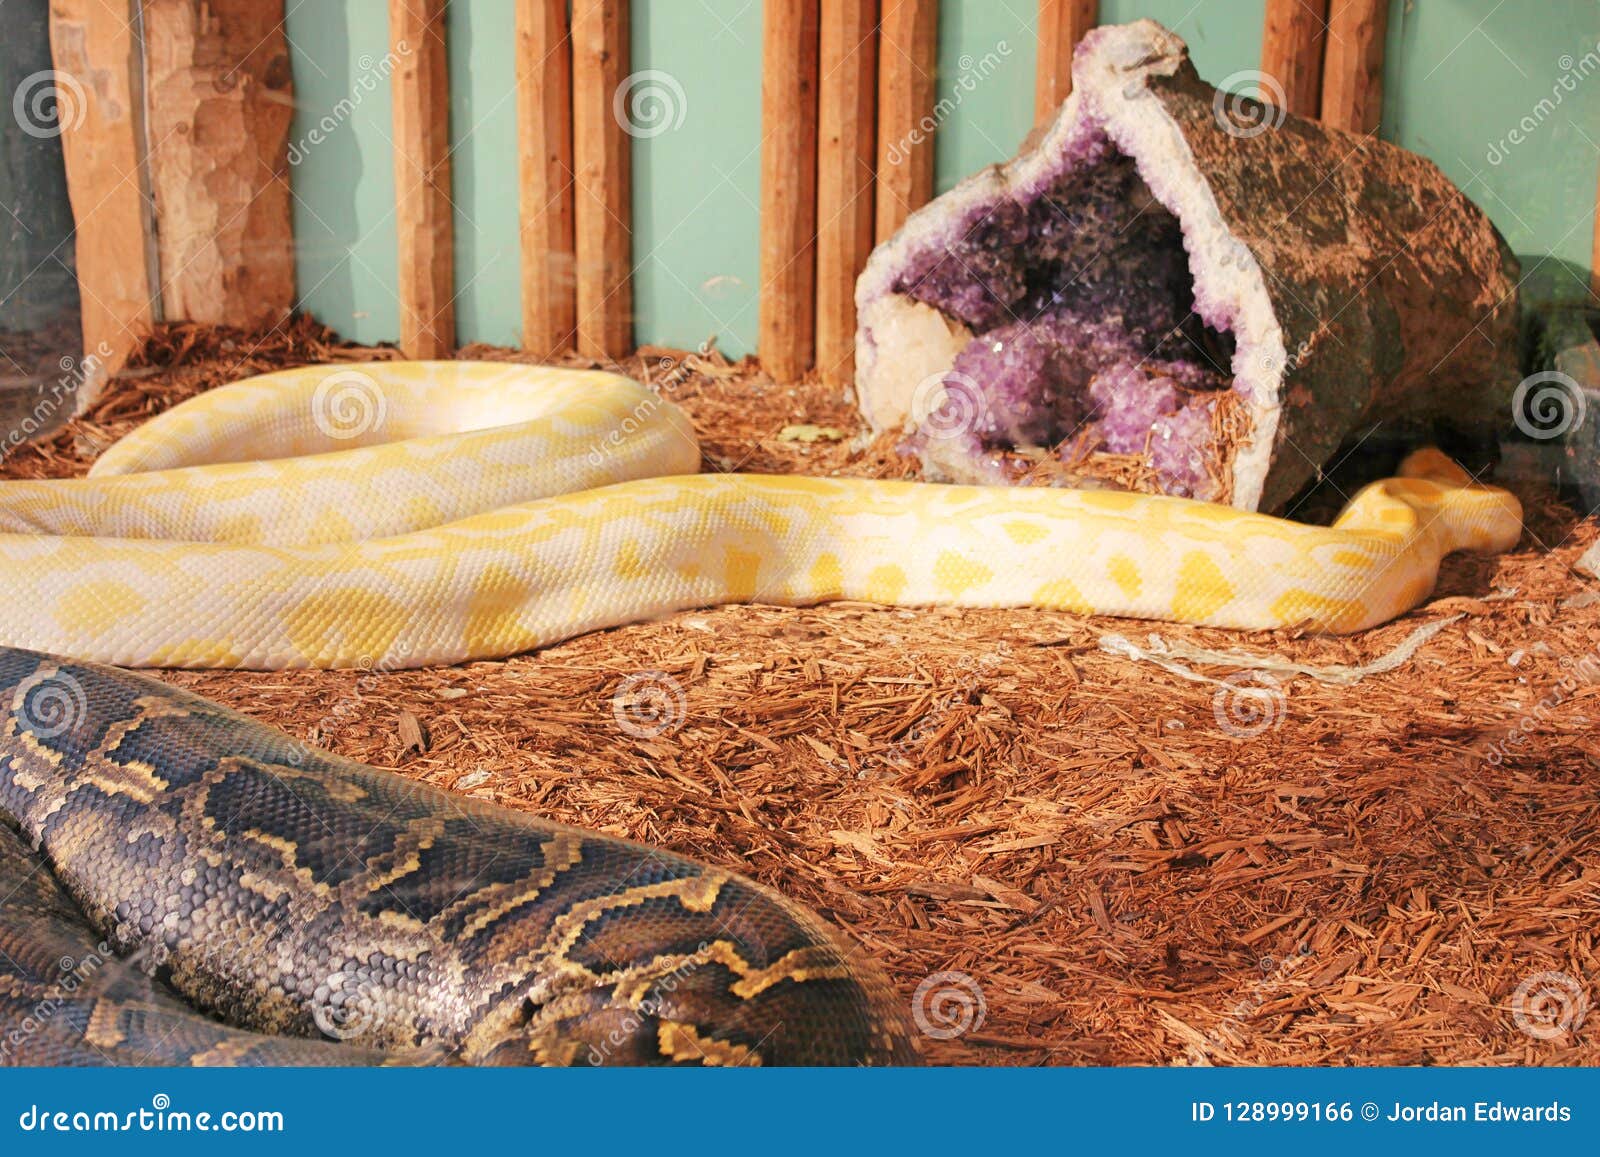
[0,361,1524,670]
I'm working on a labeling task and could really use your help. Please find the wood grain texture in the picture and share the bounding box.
[1034,0,1096,124]
[874,0,936,244]
[758,0,820,382]
[571,0,631,361]
[1261,0,1329,120]
[815,0,875,385]
[516,0,576,357]
[46,0,156,390]
[143,0,295,329]
[1321,0,1388,134]
[1592,160,1600,302]
[390,0,454,358]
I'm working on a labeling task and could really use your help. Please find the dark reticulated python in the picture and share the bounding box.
[0,648,917,1066]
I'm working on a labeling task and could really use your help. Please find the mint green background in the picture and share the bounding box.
[284,0,1600,356]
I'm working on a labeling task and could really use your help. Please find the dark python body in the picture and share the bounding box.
[0,648,916,1066]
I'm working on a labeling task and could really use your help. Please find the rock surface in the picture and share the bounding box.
[853,19,1521,511]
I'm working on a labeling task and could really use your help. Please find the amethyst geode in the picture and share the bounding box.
[853,20,1520,510]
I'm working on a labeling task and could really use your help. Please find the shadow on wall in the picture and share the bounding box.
[0,0,82,382]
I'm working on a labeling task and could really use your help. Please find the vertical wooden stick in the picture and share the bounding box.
[758,0,820,382]
[1591,162,1600,303]
[47,0,155,388]
[143,0,295,328]
[1034,0,1097,125]
[390,0,455,358]
[571,0,632,361]
[1321,0,1388,134]
[814,0,875,385]
[874,0,937,244]
[1261,0,1329,120]
[516,0,577,356]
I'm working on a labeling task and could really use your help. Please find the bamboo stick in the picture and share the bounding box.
[758,0,820,382]
[874,0,937,243]
[1321,0,1388,134]
[516,0,577,356]
[815,0,876,385]
[1261,0,1329,120]
[143,0,295,328]
[46,0,155,389]
[389,0,455,358]
[572,0,632,360]
[1034,0,1097,125]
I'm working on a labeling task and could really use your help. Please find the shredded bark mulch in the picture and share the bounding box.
[3,318,1595,1066]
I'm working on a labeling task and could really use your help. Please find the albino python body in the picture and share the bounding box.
[0,362,1521,670]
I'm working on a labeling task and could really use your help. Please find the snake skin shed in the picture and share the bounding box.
[0,648,918,1066]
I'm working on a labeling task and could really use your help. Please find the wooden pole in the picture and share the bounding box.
[1592,162,1600,303]
[571,0,632,361]
[46,0,155,388]
[758,0,820,382]
[1034,0,1096,125]
[1261,0,1329,120]
[1320,0,1388,134]
[814,0,875,386]
[143,0,295,328]
[389,0,455,358]
[874,0,936,244]
[516,0,577,357]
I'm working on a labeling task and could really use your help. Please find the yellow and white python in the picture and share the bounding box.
[0,361,1524,671]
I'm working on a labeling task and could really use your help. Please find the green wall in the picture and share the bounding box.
[284,0,1600,356]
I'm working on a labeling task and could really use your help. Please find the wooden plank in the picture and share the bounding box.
[1321,0,1388,134]
[571,0,631,361]
[389,0,454,358]
[1592,161,1600,303]
[1261,0,1329,120]
[874,0,936,244]
[815,0,875,385]
[758,0,820,382]
[1034,0,1097,125]
[143,0,295,328]
[516,0,576,357]
[46,0,155,389]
